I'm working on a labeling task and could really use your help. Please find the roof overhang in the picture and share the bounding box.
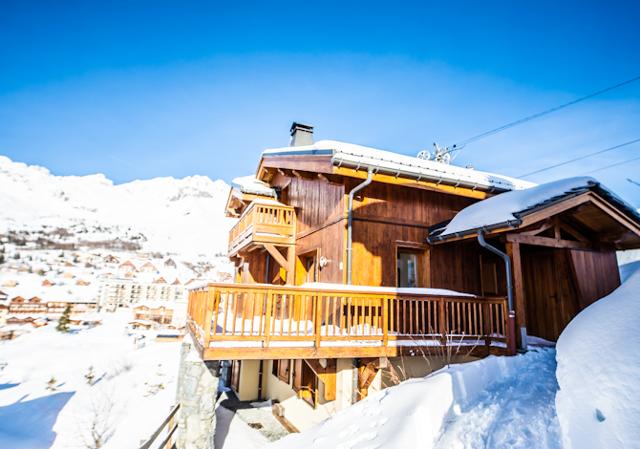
[255,142,533,200]
[429,191,640,250]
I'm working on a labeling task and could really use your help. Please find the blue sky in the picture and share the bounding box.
[1,1,639,205]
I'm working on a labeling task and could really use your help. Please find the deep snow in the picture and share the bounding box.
[0,310,181,449]
[269,349,561,449]
[555,266,640,449]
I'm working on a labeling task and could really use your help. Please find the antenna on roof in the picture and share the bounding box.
[416,143,453,165]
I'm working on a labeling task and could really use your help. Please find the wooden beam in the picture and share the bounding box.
[558,220,590,243]
[263,244,288,268]
[199,344,508,361]
[518,194,593,228]
[506,233,592,250]
[304,359,337,401]
[506,241,527,349]
[520,219,554,236]
[588,193,640,237]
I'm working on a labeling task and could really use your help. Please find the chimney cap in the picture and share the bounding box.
[290,122,314,135]
[289,122,314,147]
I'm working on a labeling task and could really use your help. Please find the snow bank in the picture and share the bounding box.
[436,177,597,238]
[269,352,539,449]
[555,268,640,449]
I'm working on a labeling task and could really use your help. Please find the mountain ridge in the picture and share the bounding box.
[0,155,234,257]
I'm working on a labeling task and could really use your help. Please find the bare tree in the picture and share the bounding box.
[79,390,117,449]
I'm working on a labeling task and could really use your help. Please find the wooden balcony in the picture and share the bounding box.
[228,201,296,256]
[187,283,511,360]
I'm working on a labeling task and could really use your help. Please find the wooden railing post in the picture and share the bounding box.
[482,300,491,349]
[264,290,273,348]
[382,296,389,347]
[438,298,446,343]
[203,287,215,349]
[314,294,322,349]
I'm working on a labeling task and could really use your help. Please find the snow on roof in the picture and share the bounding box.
[263,140,535,192]
[232,175,276,197]
[430,177,640,241]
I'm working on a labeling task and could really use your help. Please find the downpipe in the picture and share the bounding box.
[477,231,520,355]
[346,169,374,284]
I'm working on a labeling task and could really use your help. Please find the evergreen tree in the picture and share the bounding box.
[56,304,72,333]
[0,254,4,265]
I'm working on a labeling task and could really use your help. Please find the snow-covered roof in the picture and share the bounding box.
[231,175,276,197]
[263,140,535,192]
[429,177,640,241]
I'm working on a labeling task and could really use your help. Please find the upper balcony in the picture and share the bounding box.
[228,200,296,257]
[187,283,512,361]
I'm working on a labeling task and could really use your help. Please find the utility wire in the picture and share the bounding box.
[450,74,640,151]
[628,178,640,188]
[518,137,640,178]
[584,154,640,174]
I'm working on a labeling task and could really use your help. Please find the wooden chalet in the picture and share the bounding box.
[186,123,640,429]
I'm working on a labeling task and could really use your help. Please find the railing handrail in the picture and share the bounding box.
[228,202,296,252]
[139,403,180,449]
[187,282,511,356]
[190,282,506,303]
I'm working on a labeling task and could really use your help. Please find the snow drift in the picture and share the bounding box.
[555,266,640,449]
[269,350,558,449]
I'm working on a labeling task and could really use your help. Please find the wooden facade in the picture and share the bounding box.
[187,137,640,411]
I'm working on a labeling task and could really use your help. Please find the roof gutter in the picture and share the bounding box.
[346,168,374,284]
[332,155,503,193]
[427,219,522,244]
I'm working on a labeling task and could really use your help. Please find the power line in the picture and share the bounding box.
[450,74,640,151]
[628,178,640,188]
[518,137,640,178]
[584,154,640,174]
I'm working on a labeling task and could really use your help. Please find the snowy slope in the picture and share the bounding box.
[269,350,561,449]
[555,266,640,449]
[0,310,181,449]
[0,155,234,256]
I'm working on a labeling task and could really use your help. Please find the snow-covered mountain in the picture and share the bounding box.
[0,155,234,257]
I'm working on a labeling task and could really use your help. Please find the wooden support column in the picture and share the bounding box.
[286,245,296,285]
[506,241,527,349]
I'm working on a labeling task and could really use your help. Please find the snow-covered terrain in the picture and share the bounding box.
[269,349,561,449]
[0,310,181,449]
[0,155,234,257]
[555,265,640,449]
[269,265,640,449]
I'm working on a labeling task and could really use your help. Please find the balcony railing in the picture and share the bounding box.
[187,283,511,360]
[228,201,296,256]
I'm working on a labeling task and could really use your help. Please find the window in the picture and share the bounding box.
[397,250,419,288]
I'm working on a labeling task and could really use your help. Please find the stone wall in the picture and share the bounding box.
[175,341,219,449]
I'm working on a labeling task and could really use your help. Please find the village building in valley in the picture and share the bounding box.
[180,123,640,433]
